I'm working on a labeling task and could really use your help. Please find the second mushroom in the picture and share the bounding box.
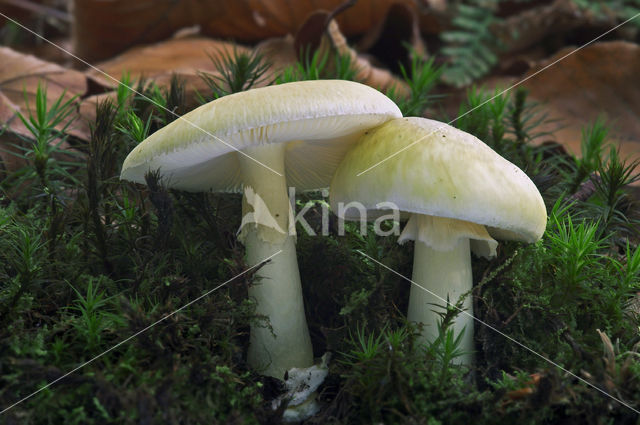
[330,117,547,364]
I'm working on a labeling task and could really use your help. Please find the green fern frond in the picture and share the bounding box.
[440,1,502,87]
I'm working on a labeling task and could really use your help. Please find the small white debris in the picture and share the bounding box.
[272,353,331,423]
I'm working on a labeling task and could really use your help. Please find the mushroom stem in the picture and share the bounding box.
[239,144,313,379]
[406,226,475,365]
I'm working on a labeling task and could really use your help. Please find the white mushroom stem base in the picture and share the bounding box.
[273,353,331,423]
[401,214,498,365]
[407,239,474,364]
[239,144,313,379]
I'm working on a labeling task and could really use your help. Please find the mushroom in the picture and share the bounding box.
[120,80,401,378]
[330,117,546,364]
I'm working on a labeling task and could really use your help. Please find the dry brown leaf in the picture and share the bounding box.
[71,0,215,63]
[0,46,86,113]
[0,47,88,171]
[439,41,640,185]
[81,30,407,133]
[85,37,252,109]
[71,0,418,62]
[522,41,640,175]
[208,0,422,41]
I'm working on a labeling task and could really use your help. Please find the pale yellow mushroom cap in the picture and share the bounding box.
[330,117,547,245]
[120,80,402,192]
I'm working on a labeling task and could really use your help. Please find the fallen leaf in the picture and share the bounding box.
[85,37,252,109]
[207,0,424,41]
[71,0,214,62]
[522,41,640,173]
[438,41,640,185]
[0,46,86,113]
[71,0,419,62]
[0,47,88,171]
